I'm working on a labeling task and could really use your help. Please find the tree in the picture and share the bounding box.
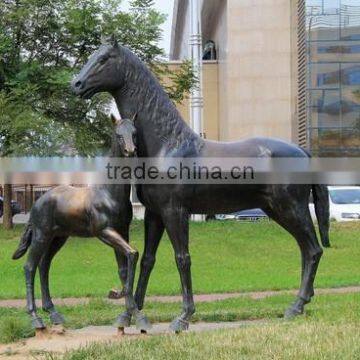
[0,0,194,156]
[0,0,195,227]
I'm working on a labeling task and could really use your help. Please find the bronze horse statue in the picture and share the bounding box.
[72,37,330,333]
[13,116,151,332]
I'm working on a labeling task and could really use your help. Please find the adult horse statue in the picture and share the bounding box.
[72,37,330,333]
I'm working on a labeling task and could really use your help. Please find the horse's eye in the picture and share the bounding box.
[118,134,124,142]
[100,56,109,65]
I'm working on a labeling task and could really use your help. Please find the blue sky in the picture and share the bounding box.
[121,0,175,55]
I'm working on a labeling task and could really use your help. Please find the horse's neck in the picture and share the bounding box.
[104,138,131,200]
[113,62,203,157]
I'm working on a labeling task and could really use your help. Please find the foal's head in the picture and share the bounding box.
[112,114,137,157]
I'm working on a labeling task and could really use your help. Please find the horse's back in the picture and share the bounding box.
[30,186,92,232]
[203,137,308,158]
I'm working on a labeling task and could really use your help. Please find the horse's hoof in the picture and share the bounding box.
[284,305,304,319]
[118,327,125,336]
[169,318,189,333]
[135,313,152,332]
[115,312,131,328]
[32,317,46,330]
[284,298,306,319]
[50,311,65,325]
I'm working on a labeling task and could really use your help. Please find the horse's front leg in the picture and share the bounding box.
[134,209,164,310]
[162,208,195,333]
[99,229,151,332]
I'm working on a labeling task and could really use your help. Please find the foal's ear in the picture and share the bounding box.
[101,34,107,44]
[110,114,118,125]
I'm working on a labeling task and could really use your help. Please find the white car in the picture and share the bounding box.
[309,186,360,222]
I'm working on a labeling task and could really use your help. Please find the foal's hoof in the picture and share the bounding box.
[115,312,131,328]
[170,318,189,333]
[135,313,152,332]
[32,317,46,330]
[108,289,126,299]
[50,311,65,325]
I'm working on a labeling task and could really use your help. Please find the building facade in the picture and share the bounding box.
[170,0,360,156]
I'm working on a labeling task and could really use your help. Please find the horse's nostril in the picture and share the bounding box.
[74,81,82,88]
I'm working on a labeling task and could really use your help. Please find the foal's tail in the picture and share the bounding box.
[12,222,33,260]
[312,184,331,248]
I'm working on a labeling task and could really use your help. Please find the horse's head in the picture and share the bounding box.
[72,35,125,99]
[112,114,137,157]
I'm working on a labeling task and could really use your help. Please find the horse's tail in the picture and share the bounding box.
[312,184,331,248]
[12,222,33,260]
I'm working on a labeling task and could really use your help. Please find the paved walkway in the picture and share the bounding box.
[0,285,359,308]
[0,320,265,359]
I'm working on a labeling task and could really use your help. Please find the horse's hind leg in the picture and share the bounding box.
[264,203,323,318]
[24,230,51,329]
[39,236,68,325]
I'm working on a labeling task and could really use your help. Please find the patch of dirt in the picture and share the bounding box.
[0,321,261,359]
[0,286,359,308]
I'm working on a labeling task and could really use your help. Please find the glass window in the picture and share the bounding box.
[329,188,360,204]
[309,63,340,89]
[306,0,360,156]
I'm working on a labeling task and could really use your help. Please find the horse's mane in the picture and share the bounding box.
[120,46,204,154]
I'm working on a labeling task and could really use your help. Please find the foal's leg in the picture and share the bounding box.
[24,230,51,329]
[110,225,130,299]
[134,209,164,310]
[99,228,151,332]
[39,236,68,325]
[265,203,323,318]
[110,249,127,299]
[162,208,195,333]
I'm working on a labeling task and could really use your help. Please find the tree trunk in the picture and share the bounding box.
[3,184,13,229]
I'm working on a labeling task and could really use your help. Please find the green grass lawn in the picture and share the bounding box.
[0,292,359,344]
[61,322,360,360]
[60,311,359,360]
[1,292,358,357]
[0,220,359,299]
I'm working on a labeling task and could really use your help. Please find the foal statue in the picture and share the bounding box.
[72,37,330,333]
[13,116,151,333]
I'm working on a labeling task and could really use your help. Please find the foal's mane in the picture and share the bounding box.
[119,46,204,154]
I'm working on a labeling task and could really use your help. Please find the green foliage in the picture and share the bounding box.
[0,0,195,156]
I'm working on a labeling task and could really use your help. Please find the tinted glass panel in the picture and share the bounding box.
[306,0,360,156]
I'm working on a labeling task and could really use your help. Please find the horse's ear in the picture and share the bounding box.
[110,114,118,125]
[101,34,107,44]
[131,113,138,123]
[110,34,118,48]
